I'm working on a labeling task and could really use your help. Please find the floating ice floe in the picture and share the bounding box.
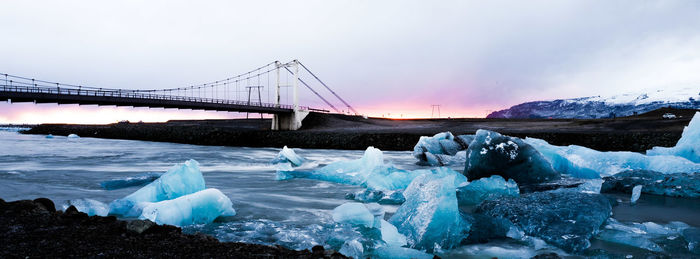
[271,146,305,167]
[647,112,700,163]
[524,137,700,177]
[139,188,235,226]
[466,129,560,184]
[630,185,642,204]
[278,146,463,191]
[45,134,53,139]
[601,170,700,198]
[475,190,612,253]
[109,159,206,217]
[345,189,405,205]
[457,175,520,206]
[99,172,163,190]
[63,198,110,216]
[595,218,698,253]
[67,133,80,138]
[390,173,470,252]
[332,202,375,228]
[412,132,473,166]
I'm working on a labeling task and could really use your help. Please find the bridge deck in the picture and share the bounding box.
[0,85,297,114]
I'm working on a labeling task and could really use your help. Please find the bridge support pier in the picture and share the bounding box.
[272,109,309,130]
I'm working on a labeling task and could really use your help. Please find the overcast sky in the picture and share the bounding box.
[2,0,700,123]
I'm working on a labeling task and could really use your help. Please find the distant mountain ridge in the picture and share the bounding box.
[487,87,700,119]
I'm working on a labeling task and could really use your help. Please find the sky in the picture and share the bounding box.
[1,0,700,123]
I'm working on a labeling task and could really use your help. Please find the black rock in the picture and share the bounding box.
[33,198,56,212]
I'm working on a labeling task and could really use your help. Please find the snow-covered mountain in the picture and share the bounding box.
[487,87,700,119]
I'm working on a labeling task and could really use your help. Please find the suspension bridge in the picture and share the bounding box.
[0,60,357,130]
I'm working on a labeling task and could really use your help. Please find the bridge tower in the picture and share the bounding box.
[271,60,309,130]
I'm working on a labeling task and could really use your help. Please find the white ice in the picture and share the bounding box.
[139,188,235,226]
[332,202,375,228]
[631,185,642,204]
[524,137,700,177]
[109,159,206,217]
[63,198,109,216]
[272,146,305,167]
[647,111,700,163]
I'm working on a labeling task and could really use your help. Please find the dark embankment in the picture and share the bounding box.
[0,198,344,258]
[23,108,698,152]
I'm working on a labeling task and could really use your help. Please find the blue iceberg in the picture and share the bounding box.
[109,159,206,217]
[475,191,612,253]
[99,172,163,190]
[601,170,700,198]
[279,147,462,191]
[63,198,109,216]
[457,175,520,206]
[466,130,560,184]
[332,202,375,228]
[647,112,700,163]
[413,132,473,166]
[139,188,235,226]
[631,185,642,204]
[596,219,696,253]
[345,189,405,205]
[524,137,700,177]
[271,146,305,167]
[389,173,470,252]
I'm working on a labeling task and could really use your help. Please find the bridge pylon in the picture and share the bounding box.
[272,60,308,130]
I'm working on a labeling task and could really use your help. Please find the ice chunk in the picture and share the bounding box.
[45,134,53,138]
[475,191,612,253]
[281,147,464,191]
[380,220,407,247]
[338,239,364,259]
[99,172,162,190]
[345,189,405,205]
[109,159,205,217]
[525,137,700,177]
[466,130,560,184]
[389,173,471,252]
[457,175,519,206]
[372,246,433,259]
[63,198,109,216]
[365,203,385,229]
[601,170,700,198]
[139,188,235,226]
[523,138,600,179]
[332,202,375,228]
[271,146,305,167]
[67,133,79,138]
[597,229,663,252]
[683,227,700,254]
[647,112,700,163]
[461,213,522,244]
[413,132,473,166]
[631,185,642,204]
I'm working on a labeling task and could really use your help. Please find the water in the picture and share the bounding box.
[1,130,699,258]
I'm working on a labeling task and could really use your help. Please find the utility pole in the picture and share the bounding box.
[431,105,441,118]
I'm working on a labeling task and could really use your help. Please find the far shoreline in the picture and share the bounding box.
[21,108,698,152]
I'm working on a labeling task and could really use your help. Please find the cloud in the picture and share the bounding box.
[1,0,699,121]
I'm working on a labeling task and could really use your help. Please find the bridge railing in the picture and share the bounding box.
[0,81,307,111]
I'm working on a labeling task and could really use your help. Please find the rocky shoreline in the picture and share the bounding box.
[22,109,698,152]
[0,197,345,258]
